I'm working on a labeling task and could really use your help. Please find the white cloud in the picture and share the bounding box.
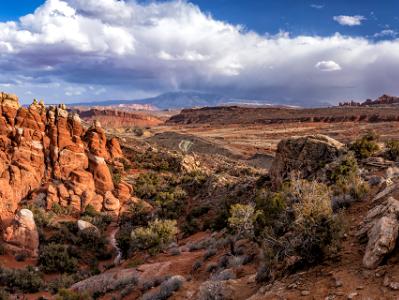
[310,4,324,9]
[315,61,342,72]
[0,0,399,105]
[374,29,397,38]
[333,15,366,26]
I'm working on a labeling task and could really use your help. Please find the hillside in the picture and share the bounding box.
[167,105,399,125]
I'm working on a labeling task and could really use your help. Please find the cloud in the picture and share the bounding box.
[310,4,324,9]
[315,61,342,72]
[333,15,366,26]
[374,29,398,38]
[0,0,399,106]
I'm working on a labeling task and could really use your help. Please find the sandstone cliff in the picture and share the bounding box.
[0,93,129,226]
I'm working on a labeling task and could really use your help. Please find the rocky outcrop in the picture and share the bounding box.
[0,92,132,229]
[73,108,163,128]
[358,197,399,269]
[77,220,99,233]
[270,134,345,188]
[3,209,39,257]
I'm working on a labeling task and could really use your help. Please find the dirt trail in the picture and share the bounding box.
[108,224,122,265]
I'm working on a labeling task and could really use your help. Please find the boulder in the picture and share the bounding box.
[103,191,120,213]
[115,181,133,203]
[363,216,399,269]
[3,209,39,257]
[358,197,399,269]
[270,134,344,188]
[71,269,139,295]
[77,220,99,234]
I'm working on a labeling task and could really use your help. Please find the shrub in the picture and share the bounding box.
[155,187,187,219]
[205,262,218,273]
[51,203,73,215]
[77,229,111,260]
[0,266,44,293]
[328,153,359,184]
[349,131,379,159]
[82,204,98,217]
[228,204,260,239]
[134,172,161,199]
[116,226,133,259]
[258,179,345,274]
[290,180,344,265]
[141,276,184,300]
[26,205,55,229]
[48,275,76,294]
[292,180,332,225]
[131,219,178,255]
[39,243,78,273]
[55,289,90,300]
[255,189,286,231]
[203,248,217,260]
[192,260,203,272]
[211,269,236,281]
[0,288,9,300]
[108,165,122,186]
[328,153,369,201]
[169,247,181,256]
[255,264,272,283]
[385,140,399,161]
[133,127,144,137]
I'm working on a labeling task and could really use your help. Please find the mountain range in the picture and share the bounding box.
[70,91,331,110]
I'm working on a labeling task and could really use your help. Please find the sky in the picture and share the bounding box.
[1,0,399,105]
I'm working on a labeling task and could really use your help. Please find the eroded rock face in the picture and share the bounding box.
[270,134,345,188]
[363,216,399,269]
[3,209,39,257]
[0,93,131,243]
[359,197,399,269]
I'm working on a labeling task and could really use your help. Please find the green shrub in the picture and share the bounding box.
[131,219,178,255]
[26,205,55,229]
[77,229,111,260]
[0,266,44,293]
[108,165,122,186]
[51,203,73,215]
[134,172,161,199]
[259,180,345,274]
[385,140,399,161]
[55,289,90,300]
[155,187,187,219]
[349,131,379,159]
[228,204,261,239]
[39,243,78,273]
[48,275,76,294]
[328,153,359,184]
[255,190,286,226]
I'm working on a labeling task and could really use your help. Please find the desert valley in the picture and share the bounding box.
[0,91,399,299]
[3,0,399,299]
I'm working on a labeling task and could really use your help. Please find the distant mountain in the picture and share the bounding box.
[71,92,229,109]
[70,91,330,109]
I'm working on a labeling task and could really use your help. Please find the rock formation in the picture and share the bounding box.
[0,92,130,228]
[270,134,345,188]
[3,209,39,257]
[358,197,399,269]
